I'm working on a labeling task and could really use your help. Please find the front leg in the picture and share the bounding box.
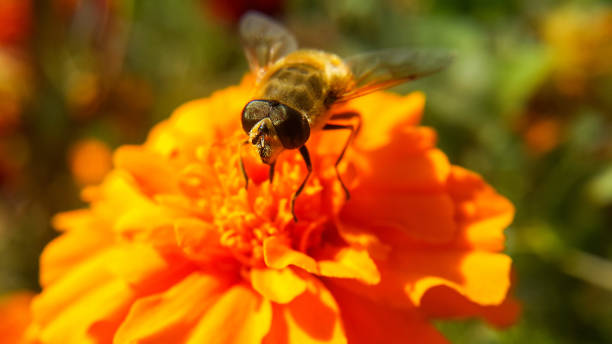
[290,145,312,222]
[323,111,362,200]
[239,139,250,189]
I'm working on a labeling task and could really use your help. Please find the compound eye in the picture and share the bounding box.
[270,104,310,149]
[241,100,271,134]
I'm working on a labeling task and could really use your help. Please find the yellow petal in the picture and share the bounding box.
[263,237,380,285]
[114,145,180,194]
[317,247,380,285]
[400,250,513,306]
[263,278,346,344]
[263,236,318,272]
[186,285,272,344]
[114,272,228,343]
[251,268,307,303]
[39,227,112,287]
[36,279,134,344]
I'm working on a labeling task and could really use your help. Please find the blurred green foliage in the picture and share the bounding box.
[0,0,611,343]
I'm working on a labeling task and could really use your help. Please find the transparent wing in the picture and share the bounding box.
[239,12,298,77]
[339,48,453,101]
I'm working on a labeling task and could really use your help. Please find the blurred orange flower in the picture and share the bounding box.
[68,138,113,186]
[25,77,518,343]
[0,0,31,46]
[0,292,34,344]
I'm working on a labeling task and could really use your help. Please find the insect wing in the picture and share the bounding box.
[239,12,298,78]
[340,48,453,101]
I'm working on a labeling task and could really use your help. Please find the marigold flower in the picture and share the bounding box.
[0,291,34,344]
[26,76,518,343]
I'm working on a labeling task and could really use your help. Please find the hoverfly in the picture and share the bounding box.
[239,12,452,221]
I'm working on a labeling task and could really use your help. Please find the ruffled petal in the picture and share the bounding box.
[329,284,448,344]
[114,272,229,343]
[39,226,112,287]
[146,79,253,158]
[251,268,307,304]
[393,250,513,306]
[34,243,190,329]
[339,91,425,151]
[173,217,233,264]
[185,285,272,344]
[420,285,521,328]
[263,278,346,344]
[447,166,515,251]
[33,279,134,344]
[263,236,318,272]
[316,247,380,285]
[263,237,379,284]
[341,124,455,244]
[341,192,456,244]
[113,145,180,195]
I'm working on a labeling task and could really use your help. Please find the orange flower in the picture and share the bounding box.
[27,77,518,343]
[0,0,31,46]
[0,292,35,344]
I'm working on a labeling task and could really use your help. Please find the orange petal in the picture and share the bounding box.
[113,145,180,195]
[33,250,127,327]
[52,209,105,233]
[173,217,232,263]
[34,244,186,327]
[341,191,456,244]
[395,250,513,306]
[251,268,307,304]
[39,227,112,287]
[341,130,454,244]
[185,285,272,344]
[447,166,515,251]
[112,200,182,237]
[114,272,229,343]
[353,142,450,192]
[316,247,380,285]
[420,285,521,328]
[146,80,252,156]
[263,278,346,344]
[263,237,380,284]
[83,171,184,239]
[329,284,448,344]
[103,244,177,287]
[342,91,425,151]
[34,279,134,344]
[0,292,35,344]
[263,236,318,272]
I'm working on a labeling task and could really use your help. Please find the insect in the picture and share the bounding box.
[239,12,452,221]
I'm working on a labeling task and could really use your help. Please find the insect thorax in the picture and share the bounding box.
[260,63,329,124]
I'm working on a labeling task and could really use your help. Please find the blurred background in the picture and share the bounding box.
[0,0,611,343]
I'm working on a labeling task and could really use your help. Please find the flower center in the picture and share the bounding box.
[176,132,344,268]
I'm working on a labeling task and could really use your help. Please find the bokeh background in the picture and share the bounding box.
[0,0,611,343]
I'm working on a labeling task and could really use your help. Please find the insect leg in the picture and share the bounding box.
[239,140,250,189]
[269,161,276,184]
[323,112,362,200]
[291,145,312,222]
[330,111,362,135]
